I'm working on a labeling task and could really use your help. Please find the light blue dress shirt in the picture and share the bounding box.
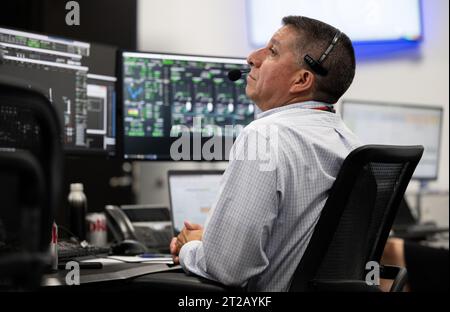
[179,101,361,291]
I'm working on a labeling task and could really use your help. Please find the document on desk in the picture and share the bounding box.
[107,255,174,264]
[82,258,124,265]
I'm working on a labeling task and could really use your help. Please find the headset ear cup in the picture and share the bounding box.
[304,55,328,76]
[304,54,315,67]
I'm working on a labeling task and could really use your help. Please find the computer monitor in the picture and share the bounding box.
[121,51,255,160]
[168,170,223,233]
[341,100,443,180]
[247,0,422,46]
[83,43,117,156]
[0,27,117,156]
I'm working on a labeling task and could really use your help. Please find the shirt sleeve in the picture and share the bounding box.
[179,240,213,280]
[178,126,280,287]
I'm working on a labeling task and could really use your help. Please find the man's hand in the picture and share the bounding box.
[381,238,405,267]
[170,237,180,264]
[169,221,203,265]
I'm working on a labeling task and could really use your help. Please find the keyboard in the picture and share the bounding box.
[134,226,172,249]
[58,240,110,261]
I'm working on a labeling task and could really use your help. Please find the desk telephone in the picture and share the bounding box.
[105,205,173,253]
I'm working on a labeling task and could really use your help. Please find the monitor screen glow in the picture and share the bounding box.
[247,0,422,46]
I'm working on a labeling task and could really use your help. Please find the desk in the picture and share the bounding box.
[41,259,233,291]
[42,259,181,287]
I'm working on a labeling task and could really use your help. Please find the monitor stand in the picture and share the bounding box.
[414,179,429,223]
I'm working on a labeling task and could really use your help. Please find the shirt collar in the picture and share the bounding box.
[256,101,333,119]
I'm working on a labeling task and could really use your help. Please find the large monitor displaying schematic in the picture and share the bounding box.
[0,27,117,156]
[121,51,255,160]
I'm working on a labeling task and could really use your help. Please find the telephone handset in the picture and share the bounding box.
[105,205,149,255]
[105,205,139,242]
[105,204,173,253]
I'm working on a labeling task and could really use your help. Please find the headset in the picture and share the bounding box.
[304,30,341,76]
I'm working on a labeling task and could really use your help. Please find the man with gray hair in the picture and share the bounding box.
[170,16,361,291]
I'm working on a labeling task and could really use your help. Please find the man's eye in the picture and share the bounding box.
[269,48,277,55]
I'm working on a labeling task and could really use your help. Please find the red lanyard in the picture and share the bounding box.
[312,106,335,113]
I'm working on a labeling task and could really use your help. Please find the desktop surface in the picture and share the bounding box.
[43,260,179,286]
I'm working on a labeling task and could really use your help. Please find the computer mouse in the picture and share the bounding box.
[110,239,148,256]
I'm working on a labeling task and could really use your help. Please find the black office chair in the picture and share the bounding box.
[0,150,47,289]
[0,83,63,289]
[289,144,423,292]
[128,145,423,292]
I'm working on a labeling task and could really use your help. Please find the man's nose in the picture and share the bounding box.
[247,48,264,68]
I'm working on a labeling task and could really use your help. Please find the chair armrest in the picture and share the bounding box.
[309,279,381,292]
[128,270,243,292]
[380,265,408,292]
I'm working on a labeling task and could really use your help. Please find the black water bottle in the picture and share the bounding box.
[68,183,87,241]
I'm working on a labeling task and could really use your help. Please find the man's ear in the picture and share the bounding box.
[290,69,315,94]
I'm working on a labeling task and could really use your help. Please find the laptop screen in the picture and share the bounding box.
[168,171,223,233]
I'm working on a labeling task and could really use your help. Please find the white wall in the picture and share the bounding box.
[138,0,252,57]
[136,0,449,208]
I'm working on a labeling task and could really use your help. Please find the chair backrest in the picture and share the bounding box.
[0,83,63,288]
[289,145,424,291]
[0,150,47,288]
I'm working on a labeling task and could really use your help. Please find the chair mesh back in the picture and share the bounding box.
[0,172,20,250]
[0,84,62,252]
[0,105,45,254]
[0,104,44,159]
[315,162,407,280]
[289,145,423,292]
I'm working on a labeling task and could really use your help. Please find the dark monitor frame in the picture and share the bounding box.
[119,49,252,161]
[70,45,120,159]
[340,99,443,181]
[67,43,120,158]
